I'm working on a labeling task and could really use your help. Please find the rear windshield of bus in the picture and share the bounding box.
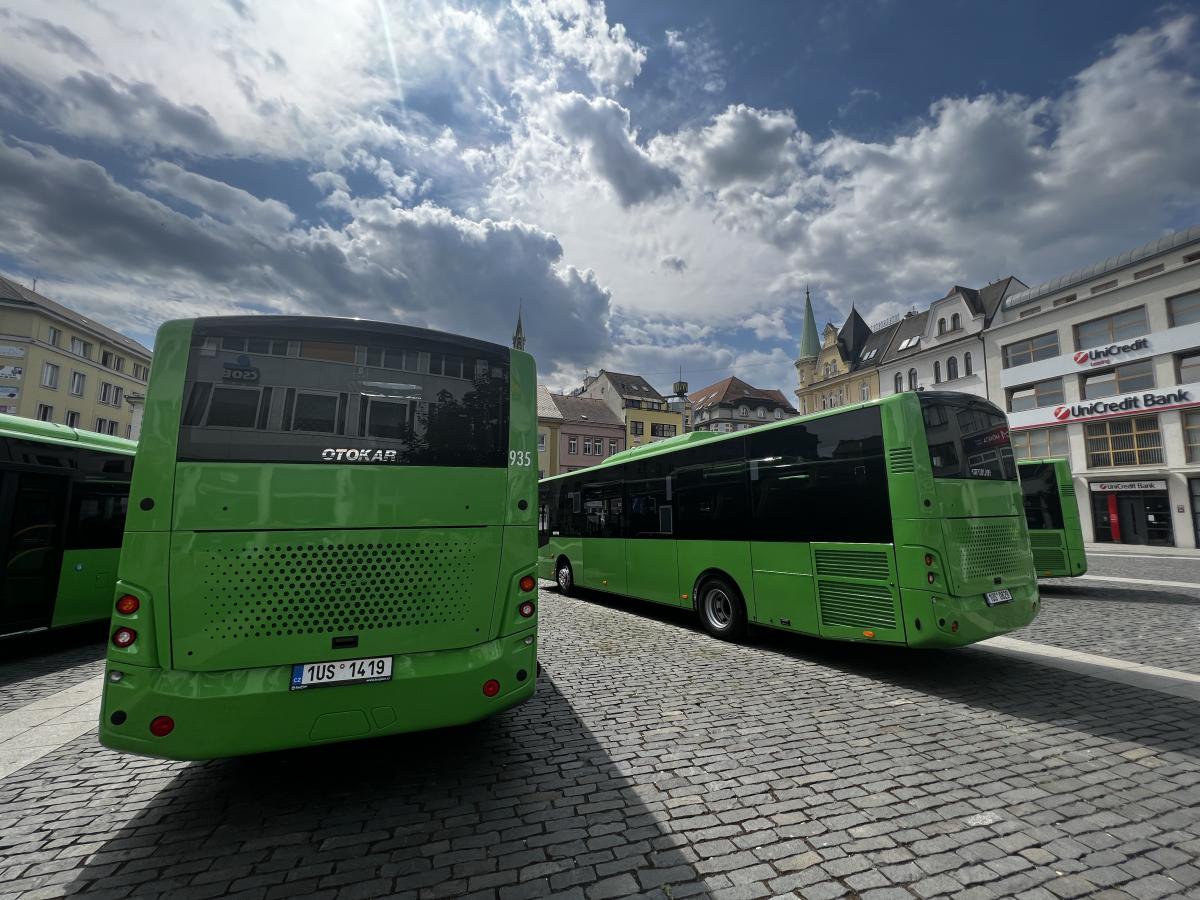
[1019,463,1065,529]
[177,320,509,466]
[920,394,1016,481]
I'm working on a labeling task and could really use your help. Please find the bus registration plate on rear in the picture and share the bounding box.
[290,657,393,690]
[984,589,1013,607]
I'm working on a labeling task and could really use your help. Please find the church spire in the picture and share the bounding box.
[512,303,526,351]
[797,285,819,361]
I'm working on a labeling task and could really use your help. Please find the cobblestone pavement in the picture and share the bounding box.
[0,626,108,716]
[1018,552,1200,675]
[1,583,1199,900]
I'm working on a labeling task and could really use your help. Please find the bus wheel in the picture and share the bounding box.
[698,576,747,641]
[555,560,575,596]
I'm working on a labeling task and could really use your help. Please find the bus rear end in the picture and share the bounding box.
[1019,458,1088,578]
[890,392,1039,648]
[101,316,538,759]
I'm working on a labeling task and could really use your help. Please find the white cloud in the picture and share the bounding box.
[517,0,645,95]
[143,161,296,231]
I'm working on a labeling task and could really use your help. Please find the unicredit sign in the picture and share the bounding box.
[1073,337,1149,367]
[1052,389,1191,422]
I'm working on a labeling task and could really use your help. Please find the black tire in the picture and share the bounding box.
[696,575,747,641]
[555,559,575,596]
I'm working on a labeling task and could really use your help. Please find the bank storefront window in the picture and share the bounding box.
[1011,426,1068,460]
[1082,360,1155,400]
[1085,415,1163,467]
[1186,411,1200,463]
[1074,306,1148,350]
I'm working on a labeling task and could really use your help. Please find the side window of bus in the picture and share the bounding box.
[538,480,560,547]
[1020,464,1064,530]
[672,440,749,540]
[70,488,130,549]
[626,459,673,538]
[581,478,624,538]
[748,408,891,544]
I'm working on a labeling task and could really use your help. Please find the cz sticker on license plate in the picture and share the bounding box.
[984,589,1014,607]
[290,656,393,691]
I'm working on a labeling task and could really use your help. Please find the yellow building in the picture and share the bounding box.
[0,275,152,438]
[793,288,897,416]
[536,383,563,479]
[578,370,683,447]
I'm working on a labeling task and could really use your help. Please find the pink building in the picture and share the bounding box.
[551,393,626,473]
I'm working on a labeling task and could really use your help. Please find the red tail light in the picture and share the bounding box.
[519,601,535,618]
[116,594,140,615]
[924,553,934,566]
[112,627,137,648]
[482,679,501,697]
[519,575,536,592]
[149,715,175,737]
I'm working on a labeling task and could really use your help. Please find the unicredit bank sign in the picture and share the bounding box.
[998,320,1200,387]
[1008,381,1200,430]
[1071,337,1149,368]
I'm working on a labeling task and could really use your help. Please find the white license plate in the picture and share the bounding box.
[985,589,1013,607]
[290,656,393,690]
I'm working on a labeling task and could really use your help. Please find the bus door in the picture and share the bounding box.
[0,471,70,633]
[625,464,678,605]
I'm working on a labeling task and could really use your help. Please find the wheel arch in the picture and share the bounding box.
[690,567,747,612]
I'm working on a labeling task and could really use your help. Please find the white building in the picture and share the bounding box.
[985,225,1200,549]
[880,279,1025,399]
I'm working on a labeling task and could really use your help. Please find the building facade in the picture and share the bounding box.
[794,289,885,414]
[551,393,626,473]
[0,275,152,437]
[879,279,1024,399]
[536,383,562,479]
[986,225,1200,548]
[577,370,684,447]
[689,375,796,432]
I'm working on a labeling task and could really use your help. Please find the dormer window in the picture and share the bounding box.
[937,318,947,335]
[951,313,961,331]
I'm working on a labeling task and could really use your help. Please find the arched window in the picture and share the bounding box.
[938,318,946,335]
[894,372,903,393]
[947,356,958,380]
[774,409,782,419]
[964,352,973,376]
[908,368,917,391]
[757,407,766,418]
[739,405,749,417]
[951,313,961,331]
[934,361,941,383]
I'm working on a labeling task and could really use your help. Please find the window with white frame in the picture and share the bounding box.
[70,337,91,358]
[70,371,85,396]
[568,436,577,454]
[65,410,80,428]
[41,362,59,389]
[47,326,62,346]
[36,403,53,421]
[537,433,547,452]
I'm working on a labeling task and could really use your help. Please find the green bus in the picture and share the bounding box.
[1018,458,1088,578]
[0,413,135,638]
[539,392,1039,648]
[101,316,539,759]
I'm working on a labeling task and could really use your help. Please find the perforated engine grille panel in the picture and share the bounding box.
[942,518,1030,587]
[171,527,501,671]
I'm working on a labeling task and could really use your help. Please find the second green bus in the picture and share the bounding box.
[539,391,1039,648]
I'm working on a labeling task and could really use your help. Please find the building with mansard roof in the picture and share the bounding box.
[879,277,1025,399]
[689,375,796,433]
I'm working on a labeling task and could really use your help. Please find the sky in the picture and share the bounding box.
[0,0,1198,397]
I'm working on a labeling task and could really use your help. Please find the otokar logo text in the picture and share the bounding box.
[1053,389,1190,421]
[1074,337,1149,366]
[321,448,399,462]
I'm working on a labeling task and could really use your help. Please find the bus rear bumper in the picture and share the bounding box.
[900,584,1039,649]
[98,630,537,760]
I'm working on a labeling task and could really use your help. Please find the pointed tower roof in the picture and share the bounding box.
[837,305,872,361]
[797,286,819,360]
[511,304,526,351]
